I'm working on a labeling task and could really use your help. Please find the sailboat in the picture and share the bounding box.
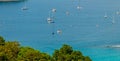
[112,16,115,24]
[116,9,120,15]
[47,11,55,24]
[57,29,62,34]
[104,13,108,18]
[77,6,82,10]
[47,17,53,24]
[77,0,82,10]
[52,8,56,13]
[21,2,28,10]
[21,6,28,10]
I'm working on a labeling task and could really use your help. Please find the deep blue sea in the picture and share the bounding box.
[0,0,120,61]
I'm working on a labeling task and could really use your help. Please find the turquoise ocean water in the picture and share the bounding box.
[0,0,120,61]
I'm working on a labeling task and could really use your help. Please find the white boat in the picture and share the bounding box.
[57,29,62,34]
[77,6,82,10]
[47,17,53,24]
[21,6,28,10]
[104,13,108,18]
[66,11,70,15]
[106,45,120,48]
[116,11,120,15]
[116,9,120,15]
[77,0,82,10]
[52,8,56,13]
[111,45,120,48]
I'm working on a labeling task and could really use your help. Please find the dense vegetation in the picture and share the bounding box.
[0,36,92,61]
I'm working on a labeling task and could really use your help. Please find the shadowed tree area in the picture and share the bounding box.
[0,36,92,61]
[0,36,5,45]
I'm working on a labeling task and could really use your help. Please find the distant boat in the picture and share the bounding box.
[111,45,120,48]
[52,8,56,13]
[77,0,82,10]
[116,11,120,15]
[77,6,82,10]
[57,29,62,34]
[21,6,28,10]
[106,45,120,48]
[116,9,120,15]
[47,17,53,24]
[104,13,108,18]
[66,11,70,15]
[112,16,115,24]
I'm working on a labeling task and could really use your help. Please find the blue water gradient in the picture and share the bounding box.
[0,0,120,61]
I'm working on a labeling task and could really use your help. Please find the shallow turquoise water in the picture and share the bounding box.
[0,0,120,61]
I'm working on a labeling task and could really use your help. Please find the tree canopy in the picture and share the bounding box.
[0,36,5,45]
[52,44,91,61]
[0,36,92,61]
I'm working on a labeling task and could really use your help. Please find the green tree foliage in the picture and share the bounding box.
[0,41,20,61]
[84,56,92,61]
[17,47,51,61]
[60,44,73,54]
[0,52,7,61]
[0,36,5,45]
[0,36,6,60]
[52,44,92,61]
[0,36,92,61]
